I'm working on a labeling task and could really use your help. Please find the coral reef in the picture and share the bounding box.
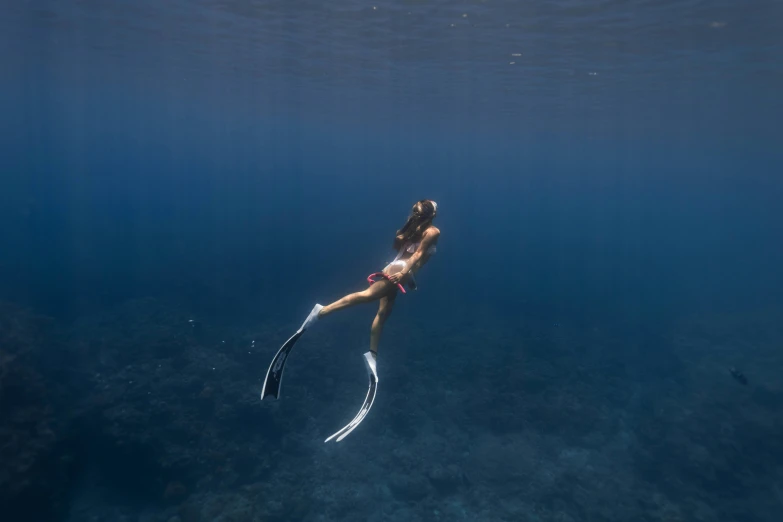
[3,297,781,522]
[0,303,72,520]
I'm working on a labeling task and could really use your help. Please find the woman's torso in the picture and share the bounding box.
[395,227,438,272]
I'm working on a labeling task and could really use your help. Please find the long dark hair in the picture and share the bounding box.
[393,200,437,251]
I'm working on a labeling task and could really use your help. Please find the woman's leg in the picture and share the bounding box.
[370,293,396,357]
[319,279,395,317]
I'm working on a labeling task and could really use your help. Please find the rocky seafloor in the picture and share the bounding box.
[2,298,781,522]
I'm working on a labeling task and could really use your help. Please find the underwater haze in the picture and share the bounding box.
[1,1,782,521]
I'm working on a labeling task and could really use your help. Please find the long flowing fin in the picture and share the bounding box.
[260,304,322,400]
[324,352,378,442]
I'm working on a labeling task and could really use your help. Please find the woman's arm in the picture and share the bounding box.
[389,228,440,283]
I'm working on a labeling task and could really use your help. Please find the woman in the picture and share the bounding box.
[304,199,440,359]
[260,200,440,442]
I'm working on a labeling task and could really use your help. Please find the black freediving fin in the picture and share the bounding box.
[260,304,322,400]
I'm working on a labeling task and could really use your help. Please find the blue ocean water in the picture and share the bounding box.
[1,1,782,521]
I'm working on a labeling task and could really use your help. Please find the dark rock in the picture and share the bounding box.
[388,472,431,502]
[427,464,464,495]
[178,501,202,522]
[164,481,189,503]
[0,302,74,520]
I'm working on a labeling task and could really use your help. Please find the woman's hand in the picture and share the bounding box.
[387,271,405,285]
